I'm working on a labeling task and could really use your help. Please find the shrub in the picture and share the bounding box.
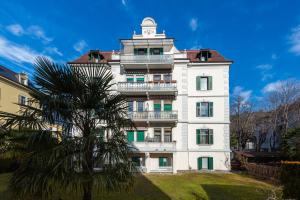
[0,157,19,173]
[280,161,300,199]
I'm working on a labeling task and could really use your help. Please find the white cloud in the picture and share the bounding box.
[6,23,53,44]
[121,0,126,6]
[189,18,198,31]
[256,64,273,81]
[27,25,53,43]
[44,47,63,56]
[6,24,24,36]
[233,86,252,102]
[271,53,277,60]
[288,25,300,55]
[191,40,202,50]
[0,36,51,66]
[262,80,285,93]
[73,40,87,52]
[256,64,272,70]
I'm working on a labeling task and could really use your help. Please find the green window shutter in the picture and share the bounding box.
[196,102,200,117]
[164,104,172,111]
[99,129,104,141]
[208,76,213,90]
[208,157,213,170]
[196,76,201,90]
[127,77,134,82]
[209,129,213,144]
[137,131,145,142]
[209,102,214,117]
[196,129,201,144]
[154,104,161,111]
[159,157,164,167]
[127,131,134,142]
[136,77,144,82]
[197,157,202,170]
[159,48,163,55]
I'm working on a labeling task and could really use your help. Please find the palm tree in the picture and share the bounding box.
[0,57,134,200]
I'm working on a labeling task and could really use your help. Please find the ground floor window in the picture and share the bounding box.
[197,157,213,170]
[159,157,171,167]
[132,157,141,166]
[127,131,134,142]
[137,130,145,142]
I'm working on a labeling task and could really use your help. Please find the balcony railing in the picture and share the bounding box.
[118,82,177,92]
[128,111,178,121]
[120,54,174,64]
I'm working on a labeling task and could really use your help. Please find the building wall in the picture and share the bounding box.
[0,77,31,114]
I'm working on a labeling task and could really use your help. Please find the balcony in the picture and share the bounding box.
[130,141,176,152]
[120,54,174,69]
[127,111,178,122]
[117,82,177,95]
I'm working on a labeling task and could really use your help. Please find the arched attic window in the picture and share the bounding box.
[196,50,212,62]
[88,50,104,63]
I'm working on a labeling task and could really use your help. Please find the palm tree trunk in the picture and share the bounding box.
[83,181,93,200]
[82,129,94,200]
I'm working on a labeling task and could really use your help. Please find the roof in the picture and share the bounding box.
[0,65,18,82]
[184,49,232,63]
[69,49,232,64]
[68,51,114,64]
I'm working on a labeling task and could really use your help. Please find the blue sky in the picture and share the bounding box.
[0,0,299,102]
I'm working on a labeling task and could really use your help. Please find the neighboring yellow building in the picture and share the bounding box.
[0,65,33,114]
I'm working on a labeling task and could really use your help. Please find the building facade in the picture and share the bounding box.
[0,65,31,114]
[70,17,232,173]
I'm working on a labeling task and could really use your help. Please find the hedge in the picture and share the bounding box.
[280,161,300,199]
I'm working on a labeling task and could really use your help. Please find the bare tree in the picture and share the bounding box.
[231,95,255,150]
[266,80,300,151]
[253,112,270,152]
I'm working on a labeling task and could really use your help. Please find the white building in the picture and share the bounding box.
[70,17,232,173]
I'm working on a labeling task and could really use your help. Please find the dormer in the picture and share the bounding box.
[196,50,212,62]
[88,50,104,63]
[17,72,28,86]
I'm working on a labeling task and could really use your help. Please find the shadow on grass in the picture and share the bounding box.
[201,184,269,200]
[95,174,171,200]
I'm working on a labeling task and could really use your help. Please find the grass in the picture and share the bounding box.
[0,172,281,200]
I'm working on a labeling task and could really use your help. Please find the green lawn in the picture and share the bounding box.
[0,172,281,200]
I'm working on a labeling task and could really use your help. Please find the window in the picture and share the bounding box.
[126,75,134,82]
[197,50,212,62]
[127,131,134,142]
[154,128,162,142]
[196,129,213,144]
[164,128,172,142]
[164,100,172,111]
[197,157,213,170]
[196,102,213,117]
[18,95,26,105]
[136,76,144,83]
[159,157,171,167]
[132,157,141,166]
[163,74,172,82]
[137,101,144,112]
[153,74,161,81]
[196,76,212,90]
[154,100,161,112]
[134,48,148,55]
[137,130,145,142]
[150,48,163,55]
[128,101,134,112]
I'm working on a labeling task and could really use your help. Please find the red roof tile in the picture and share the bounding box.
[68,51,115,64]
[69,49,232,64]
[184,49,232,63]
